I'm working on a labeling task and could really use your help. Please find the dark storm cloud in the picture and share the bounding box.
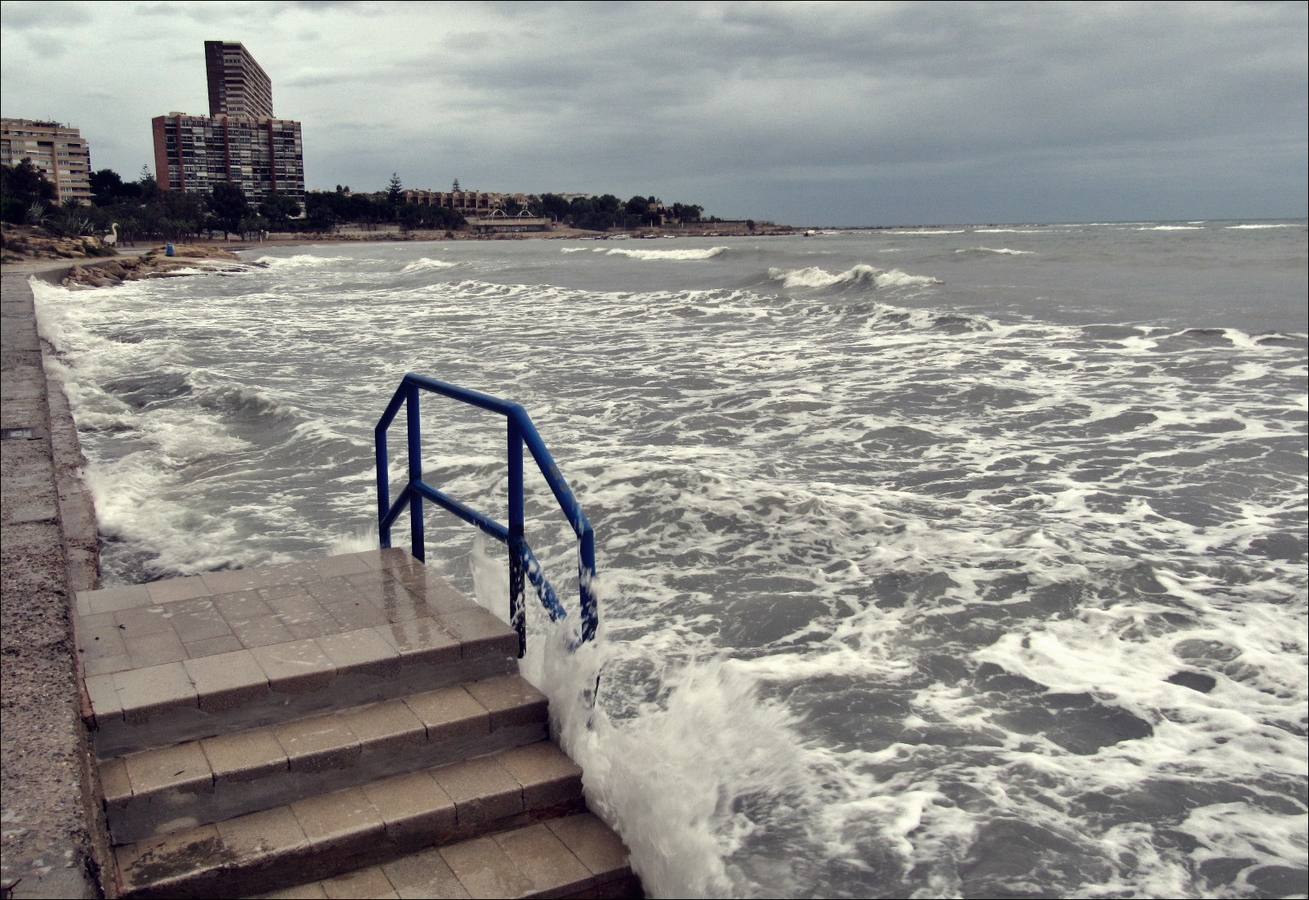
[2,0,1304,224]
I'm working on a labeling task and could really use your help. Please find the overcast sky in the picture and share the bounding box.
[2,1,1305,225]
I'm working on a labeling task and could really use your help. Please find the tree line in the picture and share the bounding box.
[1,161,710,242]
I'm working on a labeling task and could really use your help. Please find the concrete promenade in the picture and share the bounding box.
[1,260,107,899]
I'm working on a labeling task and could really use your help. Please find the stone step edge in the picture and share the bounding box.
[100,674,550,843]
[82,609,518,735]
[114,740,586,899]
[250,813,639,900]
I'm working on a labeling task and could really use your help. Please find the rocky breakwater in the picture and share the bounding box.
[0,223,118,264]
[61,244,257,288]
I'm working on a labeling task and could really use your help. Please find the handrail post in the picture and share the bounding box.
[507,417,526,657]
[579,527,597,643]
[376,424,391,550]
[405,381,424,561]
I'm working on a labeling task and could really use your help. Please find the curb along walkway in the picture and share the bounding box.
[0,260,105,899]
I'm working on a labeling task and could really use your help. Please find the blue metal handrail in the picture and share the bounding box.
[374,373,597,656]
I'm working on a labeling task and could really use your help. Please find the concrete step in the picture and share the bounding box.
[77,549,518,756]
[251,813,640,899]
[101,674,550,844]
[113,741,588,899]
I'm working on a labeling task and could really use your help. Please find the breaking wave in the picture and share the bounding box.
[401,257,459,272]
[253,254,352,268]
[605,246,730,261]
[955,247,1035,256]
[768,263,942,289]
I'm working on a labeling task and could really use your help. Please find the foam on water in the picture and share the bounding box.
[31,229,1309,898]
[768,263,942,289]
[400,257,459,272]
[605,246,730,261]
[954,247,1036,256]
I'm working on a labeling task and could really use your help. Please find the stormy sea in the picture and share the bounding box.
[33,220,1308,898]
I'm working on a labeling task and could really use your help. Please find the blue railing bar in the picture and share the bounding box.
[520,541,568,621]
[404,372,520,416]
[380,483,411,534]
[374,383,407,549]
[508,417,526,654]
[405,382,424,561]
[411,480,510,543]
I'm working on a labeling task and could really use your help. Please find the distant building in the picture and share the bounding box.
[0,117,93,203]
[205,41,274,119]
[152,41,304,202]
[152,113,304,202]
[402,181,536,215]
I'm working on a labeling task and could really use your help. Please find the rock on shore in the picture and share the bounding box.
[0,224,117,264]
[61,245,252,288]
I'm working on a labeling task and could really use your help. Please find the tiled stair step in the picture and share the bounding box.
[114,741,587,899]
[79,551,519,757]
[253,813,640,899]
[101,674,550,844]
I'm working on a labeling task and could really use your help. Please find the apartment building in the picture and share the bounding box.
[0,117,93,203]
[152,113,304,201]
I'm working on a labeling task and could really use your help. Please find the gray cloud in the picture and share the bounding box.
[1,0,1304,224]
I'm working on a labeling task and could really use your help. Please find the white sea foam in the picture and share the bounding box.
[1135,225,1205,231]
[1225,223,1303,229]
[767,263,942,289]
[253,254,352,267]
[400,257,459,272]
[561,247,590,253]
[954,247,1036,255]
[884,229,967,235]
[973,228,1044,234]
[605,246,729,261]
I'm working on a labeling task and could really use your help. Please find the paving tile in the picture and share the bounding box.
[544,814,629,880]
[99,757,132,804]
[385,566,474,616]
[254,883,329,899]
[440,835,534,900]
[290,786,385,852]
[430,756,523,825]
[217,806,307,862]
[201,728,288,785]
[165,598,233,643]
[495,823,592,896]
[124,629,189,668]
[76,612,128,660]
[321,866,398,900]
[115,825,223,890]
[232,613,296,649]
[322,598,391,630]
[463,675,548,730]
[80,584,151,615]
[360,771,456,842]
[113,661,197,722]
[359,549,399,570]
[113,604,176,637]
[316,554,373,578]
[123,741,212,795]
[275,713,360,772]
[183,649,270,712]
[341,700,426,748]
[403,686,489,743]
[438,607,517,659]
[202,569,267,595]
[212,589,274,623]
[382,846,470,899]
[497,742,583,807]
[85,672,123,720]
[251,638,336,693]
[305,577,362,605]
[373,617,460,666]
[84,653,135,677]
[184,634,245,658]
[317,628,400,678]
[146,575,211,604]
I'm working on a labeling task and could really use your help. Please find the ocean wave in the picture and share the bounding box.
[883,229,967,235]
[954,247,1035,256]
[1134,225,1204,231]
[768,264,942,289]
[606,246,729,261]
[401,257,459,272]
[561,247,590,253]
[973,228,1043,234]
[253,254,351,268]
